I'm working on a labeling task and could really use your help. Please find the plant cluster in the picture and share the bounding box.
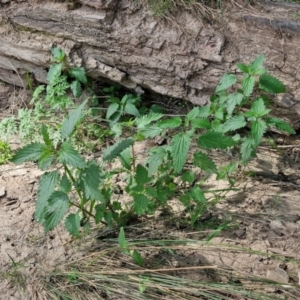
[8,50,294,242]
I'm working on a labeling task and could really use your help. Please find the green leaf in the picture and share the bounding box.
[35,171,60,222]
[59,173,72,193]
[103,138,134,161]
[146,146,168,175]
[124,103,140,116]
[215,74,236,93]
[38,154,55,171]
[226,93,244,116]
[43,191,69,232]
[242,75,255,97]
[135,164,151,185]
[68,67,87,84]
[186,107,200,123]
[191,186,206,202]
[214,107,224,120]
[133,194,150,215]
[198,105,211,118]
[157,117,182,129]
[266,117,295,134]
[70,80,82,98]
[222,115,246,133]
[50,47,65,61]
[118,147,132,170]
[171,132,191,173]
[138,126,163,138]
[191,118,212,129]
[79,161,103,200]
[259,74,286,94]
[182,171,196,183]
[132,250,143,266]
[241,137,255,163]
[118,227,129,253]
[248,98,271,118]
[251,119,267,147]
[61,100,87,139]
[95,204,104,224]
[249,54,265,72]
[30,85,45,104]
[107,102,120,120]
[65,213,81,237]
[11,143,46,164]
[135,112,163,129]
[198,132,237,149]
[47,63,62,82]
[58,142,86,168]
[193,151,218,173]
[236,63,249,73]
[41,125,51,146]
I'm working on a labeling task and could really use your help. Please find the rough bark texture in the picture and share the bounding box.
[0,0,300,126]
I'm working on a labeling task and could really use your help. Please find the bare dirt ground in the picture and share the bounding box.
[1,86,300,299]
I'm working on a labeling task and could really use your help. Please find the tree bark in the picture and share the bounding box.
[0,0,300,127]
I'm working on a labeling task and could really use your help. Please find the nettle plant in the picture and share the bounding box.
[10,53,294,237]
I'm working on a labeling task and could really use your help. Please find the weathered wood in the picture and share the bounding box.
[0,0,300,126]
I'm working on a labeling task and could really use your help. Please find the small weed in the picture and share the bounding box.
[0,140,13,164]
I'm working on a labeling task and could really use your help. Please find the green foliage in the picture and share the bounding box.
[0,141,13,164]
[8,50,295,244]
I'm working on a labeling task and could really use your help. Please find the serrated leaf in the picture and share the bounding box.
[251,119,267,147]
[103,138,134,161]
[43,191,69,232]
[222,115,246,133]
[60,173,72,193]
[193,151,218,173]
[50,47,65,61]
[214,107,224,120]
[41,125,51,146]
[79,161,103,200]
[124,103,140,116]
[242,75,255,97]
[171,132,191,173]
[259,74,285,94]
[226,93,244,116]
[47,63,62,82]
[190,186,206,202]
[132,250,143,266]
[135,112,163,129]
[135,164,151,185]
[58,142,86,168]
[266,117,295,134]
[236,63,249,73]
[215,74,237,93]
[186,107,200,123]
[198,132,237,149]
[182,171,196,183]
[30,85,45,104]
[35,171,60,222]
[138,126,163,138]
[133,194,150,215]
[241,137,255,163]
[249,54,265,72]
[11,143,46,164]
[191,118,212,129]
[70,80,82,98]
[157,117,182,129]
[118,147,131,170]
[249,98,271,117]
[146,146,168,175]
[118,227,129,252]
[198,105,211,118]
[65,213,81,237]
[68,67,87,84]
[38,154,55,171]
[61,100,87,139]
